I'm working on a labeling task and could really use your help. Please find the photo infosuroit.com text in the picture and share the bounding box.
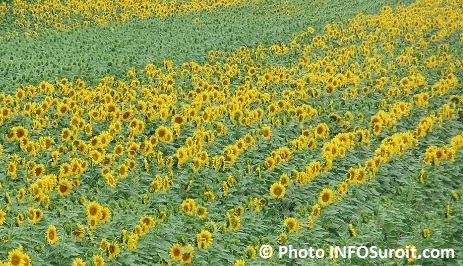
[259,244,456,260]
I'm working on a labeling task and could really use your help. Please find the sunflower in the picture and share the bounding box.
[113,143,124,156]
[180,244,194,264]
[28,208,43,224]
[8,247,23,266]
[279,174,290,186]
[269,182,285,199]
[330,144,338,158]
[181,198,197,215]
[99,207,111,224]
[118,164,128,178]
[140,215,156,229]
[434,148,445,163]
[227,175,236,187]
[172,115,186,125]
[307,215,315,229]
[89,150,102,164]
[5,192,12,205]
[245,246,257,259]
[312,204,321,217]
[46,225,59,245]
[0,209,6,225]
[107,242,120,259]
[101,167,111,178]
[72,257,86,266]
[99,238,109,251]
[1,107,11,120]
[57,179,72,197]
[7,162,17,179]
[234,206,244,216]
[15,88,25,101]
[88,218,97,230]
[284,217,302,233]
[277,232,288,245]
[244,134,255,147]
[262,126,272,139]
[314,123,329,138]
[13,126,28,140]
[72,224,85,239]
[191,157,202,172]
[356,168,367,184]
[155,126,172,142]
[236,139,246,152]
[422,228,430,238]
[319,188,335,206]
[337,181,348,195]
[234,259,246,266]
[86,202,101,220]
[373,124,382,136]
[176,147,189,167]
[196,230,213,249]
[349,223,357,237]
[93,255,105,266]
[264,157,276,170]
[197,150,209,164]
[16,213,24,226]
[105,174,117,188]
[89,137,100,149]
[222,181,229,196]
[169,243,183,260]
[127,233,139,250]
[61,128,73,141]
[347,167,357,183]
[216,122,227,135]
[57,103,69,116]
[203,191,215,202]
[196,206,208,218]
[227,215,241,231]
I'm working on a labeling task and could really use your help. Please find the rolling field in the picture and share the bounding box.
[0,0,462,265]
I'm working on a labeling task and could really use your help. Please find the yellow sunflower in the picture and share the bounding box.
[0,209,6,225]
[180,244,194,264]
[8,247,24,266]
[46,225,59,245]
[107,242,120,259]
[269,182,286,199]
[196,230,213,249]
[93,255,105,266]
[72,257,86,266]
[99,207,111,224]
[86,202,101,220]
[169,243,183,260]
[284,217,302,233]
[318,188,335,206]
[57,179,73,197]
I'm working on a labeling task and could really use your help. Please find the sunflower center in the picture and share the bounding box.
[322,193,330,202]
[11,255,21,265]
[59,184,68,193]
[90,207,98,216]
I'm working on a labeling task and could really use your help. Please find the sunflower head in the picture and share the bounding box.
[46,225,59,245]
[269,182,286,199]
[319,188,335,206]
[86,202,102,219]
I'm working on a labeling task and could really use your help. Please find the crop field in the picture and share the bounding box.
[0,0,462,265]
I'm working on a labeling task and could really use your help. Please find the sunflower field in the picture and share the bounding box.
[0,0,463,265]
